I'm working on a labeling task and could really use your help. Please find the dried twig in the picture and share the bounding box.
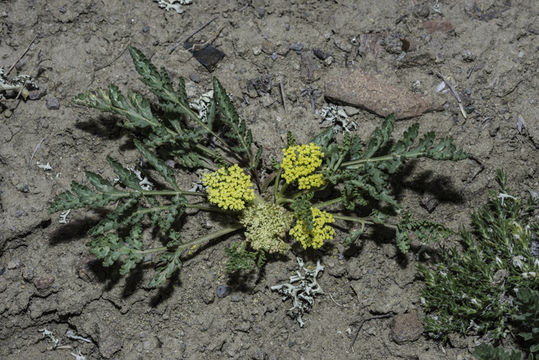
[328,292,347,308]
[169,16,218,54]
[350,313,393,351]
[301,86,321,114]
[436,72,467,119]
[7,35,38,76]
[29,136,46,168]
[94,45,129,72]
[184,25,224,52]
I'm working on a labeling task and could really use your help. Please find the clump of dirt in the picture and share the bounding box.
[1,0,537,359]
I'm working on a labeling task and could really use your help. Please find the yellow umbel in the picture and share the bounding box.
[203,164,255,211]
[289,207,335,249]
[281,143,325,189]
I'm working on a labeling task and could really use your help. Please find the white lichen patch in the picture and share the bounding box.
[319,103,358,133]
[154,0,192,14]
[271,257,324,327]
[189,90,213,122]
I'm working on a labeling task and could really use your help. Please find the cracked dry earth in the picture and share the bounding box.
[0,0,538,359]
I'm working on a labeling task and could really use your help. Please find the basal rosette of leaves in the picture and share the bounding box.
[49,46,467,288]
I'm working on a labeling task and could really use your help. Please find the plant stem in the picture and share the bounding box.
[260,171,278,193]
[313,197,343,208]
[140,190,206,197]
[135,224,242,255]
[332,214,374,225]
[133,203,226,217]
[341,154,402,168]
[273,169,282,203]
[185,204,226,213]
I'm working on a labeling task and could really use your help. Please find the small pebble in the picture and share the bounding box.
[412,2,430,18]
[252,47,262,56]
[271,52,278,61]
[420,193,439,213]
[34,275,55,290]
[28,88,47,100]
[255,7,265,18]
[290,42,304,52]
[462,49,475,62]
[313,48,331,60]
[0,266,5,275]
[216,285,230,298]
[142,25,150,33]
[19,184,29,193]
[189,73,201,83]
[46,97,60,110]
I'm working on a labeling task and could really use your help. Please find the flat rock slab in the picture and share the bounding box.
[391,311,424,344]
[323,68,443,119]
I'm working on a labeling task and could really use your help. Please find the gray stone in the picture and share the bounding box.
[290,42,304,52]
[28,88,47,100]
[412,2,430,18]
[46,97,60,110]
[420,193,439,213]
[343,105,360,116]
[216,285,230,298]
[189,73,201,83]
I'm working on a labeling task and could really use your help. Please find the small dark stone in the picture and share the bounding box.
[271,52,278,61]
[15,209,25,217]
[46,97,60,110]
[313,48,331,60]
[184,42,225,72]
[189,73,201,83]
[0,266,5,276]
[28,88,47,100]
[255,8,266,18]
[420,193,439,213]
[20,184,29,193]
[216,285,230,298]
[142,25,150,33]
[59,6,66,13]
[465,104,475,113]
[290,42,304,52]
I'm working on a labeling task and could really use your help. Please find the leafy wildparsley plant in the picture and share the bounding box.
[50,46,466,287]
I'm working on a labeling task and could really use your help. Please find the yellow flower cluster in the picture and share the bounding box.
[281,143,325,189]
[202,164,255,211]
[289,207,335,249]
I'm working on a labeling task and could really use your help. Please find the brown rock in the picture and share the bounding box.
[391,311,424,344]
[33,275,55,290]
[324,68,443,119]
[423,20,455,33]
